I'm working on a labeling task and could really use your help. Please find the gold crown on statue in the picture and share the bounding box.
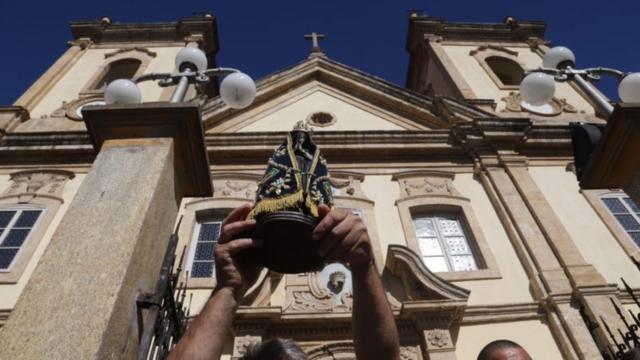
[292,120,313,133]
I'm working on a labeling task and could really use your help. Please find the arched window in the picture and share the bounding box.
[91,58,142,90]
[485,56,524,86]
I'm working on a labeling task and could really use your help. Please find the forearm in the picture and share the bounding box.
[168,287,238,360]
[351,261,400,360]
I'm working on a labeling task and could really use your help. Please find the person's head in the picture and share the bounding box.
[477,340,531,360]
[240,338,308,360]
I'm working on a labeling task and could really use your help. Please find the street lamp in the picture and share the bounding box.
[104,47,256,109]
[519,46,640,117]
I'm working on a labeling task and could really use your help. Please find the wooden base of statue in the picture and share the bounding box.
[251,211,325,274]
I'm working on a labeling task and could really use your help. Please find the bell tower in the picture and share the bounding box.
[405,15,604,121]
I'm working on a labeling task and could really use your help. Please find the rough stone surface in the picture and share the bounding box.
[0,138,178,359]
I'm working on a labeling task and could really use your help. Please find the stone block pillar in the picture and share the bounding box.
[0,103,212,359]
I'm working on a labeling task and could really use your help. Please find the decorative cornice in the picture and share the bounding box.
[407,16,547,52]
[0,122,577,166]
[69,15,219,53]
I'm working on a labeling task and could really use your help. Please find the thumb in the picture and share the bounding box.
[317,204,331,220]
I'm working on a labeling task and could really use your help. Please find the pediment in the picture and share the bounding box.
[200,56,487,133]
[384,244,470,302]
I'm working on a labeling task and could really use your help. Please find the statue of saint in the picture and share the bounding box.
[247,121,334,273]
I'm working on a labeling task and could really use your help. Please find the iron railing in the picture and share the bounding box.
[136,216,192,360]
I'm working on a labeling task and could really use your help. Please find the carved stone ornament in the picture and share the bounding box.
[469,45,518,57]
[232,335,261,358]
[329,172,367,198]
[400,346,422,360]
[49,96,106,121]
[393,171,460,198]
[211,173,260,201]
[104,47,157,59]
[4,170,75,200]
[501,91,578,116]
[526,37,551,50]
[427,329,450,348]
[284,263,353,313]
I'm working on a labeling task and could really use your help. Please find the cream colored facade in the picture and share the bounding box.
[0,13,638,360]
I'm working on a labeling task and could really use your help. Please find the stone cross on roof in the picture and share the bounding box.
[304,32,326,57]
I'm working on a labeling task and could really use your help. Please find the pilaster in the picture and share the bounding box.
[13,38,92,112]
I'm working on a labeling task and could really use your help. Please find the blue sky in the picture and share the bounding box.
[0,0,638,105]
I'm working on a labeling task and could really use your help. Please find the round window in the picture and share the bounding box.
[306,111,336,127]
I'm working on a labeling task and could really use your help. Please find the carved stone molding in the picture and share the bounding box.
[330,171,366,199]
[502,91,578,116]
[469,45,518,57]
[232,334,262,359]
[104,47,157,59]
[392,170,461,198]
[284,263,353,313]
[3,169,75,202]
[526,37,551,50]
[212,173,260,201]
[50,95,106,121]
[66,37,93,49]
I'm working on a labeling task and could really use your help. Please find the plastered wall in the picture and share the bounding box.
[441,44,595,114]
[29,47,182,119]
[529,166,640,287]
[237,87,407,132]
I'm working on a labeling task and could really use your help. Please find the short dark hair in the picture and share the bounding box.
[477,340,529,360]
[240,338,308,360]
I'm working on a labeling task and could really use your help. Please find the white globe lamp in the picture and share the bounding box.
[543,46,576,69]
[104,79,142,104]
[220,72,257,109]
[618,73,640,103]
[520,73,556,106]
[175,47,208,72]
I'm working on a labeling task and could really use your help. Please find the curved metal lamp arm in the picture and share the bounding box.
[527,67,628,82]
[131,67,241,103]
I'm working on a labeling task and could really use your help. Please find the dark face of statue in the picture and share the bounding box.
[294,131,307,147]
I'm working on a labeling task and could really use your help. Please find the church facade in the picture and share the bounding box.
[0,13,638,359]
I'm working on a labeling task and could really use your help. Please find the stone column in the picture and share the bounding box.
[0,103,212,359]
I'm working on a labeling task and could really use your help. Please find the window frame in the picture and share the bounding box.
[177,197,251,289]
[583,189,640,261]
[0,200,58,284]
[0,205,46,272]
[80,49,155,97]
[0,169,74,284]
[397,195,501,282]
[411,212,479,273]
[186,216,223,279]
[470,45,526,91]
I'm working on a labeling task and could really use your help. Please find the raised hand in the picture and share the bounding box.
[311,204,373,268]
[214,204,263,300]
